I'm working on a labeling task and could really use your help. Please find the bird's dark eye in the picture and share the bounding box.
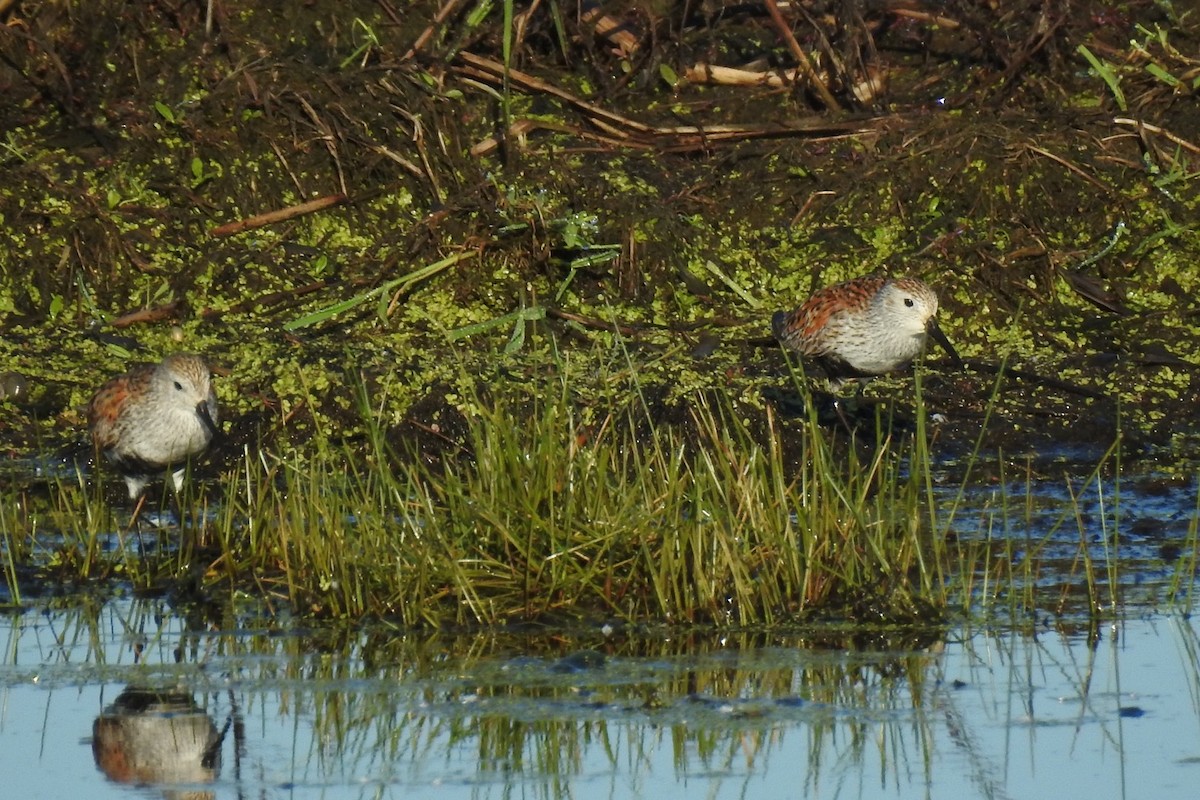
[904,298,915,308]
[174,381,184,391]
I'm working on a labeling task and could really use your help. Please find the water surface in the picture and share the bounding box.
[3,600,1199,799]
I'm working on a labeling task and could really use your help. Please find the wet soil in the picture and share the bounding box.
[1,0,1199,472]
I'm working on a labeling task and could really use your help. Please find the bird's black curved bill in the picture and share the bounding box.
[196,403,221,438]
[926,319,963,367]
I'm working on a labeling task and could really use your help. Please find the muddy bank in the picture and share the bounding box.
[0,1,1197,470]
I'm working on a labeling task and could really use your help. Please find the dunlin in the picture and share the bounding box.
[88,353,220,500]
[771,275,960,381]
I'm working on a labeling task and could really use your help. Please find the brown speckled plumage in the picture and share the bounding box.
[772,276,959,379]
[88,354,219,499]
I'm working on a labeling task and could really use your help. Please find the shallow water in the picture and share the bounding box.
[3,599,1200,800]
[3,455,1199,798]
[932,465,1198,612]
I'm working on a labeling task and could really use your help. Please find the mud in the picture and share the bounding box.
[0,1,1197,470]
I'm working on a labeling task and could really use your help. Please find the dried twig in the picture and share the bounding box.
[962,359,1107,399]
[210,194,347,237]
[402,0,469,61]
[685,63,884,103]
[269,141,305,196]
[295,93,348,196]
[1113,117,1200,155]
[110,301,182,328]
[202,280,330,319]
[457,51,654,133]
[888,7,960,29]
[580,3,641,58]
[762,0,842,111]
[547,306,640,337]
[1023,144,1111,192]
[455,52,873,154]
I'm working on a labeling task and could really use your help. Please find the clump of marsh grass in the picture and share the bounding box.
[214,368,952,626]
[11,364,1182,626]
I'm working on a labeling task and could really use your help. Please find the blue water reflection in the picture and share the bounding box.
[2,602,1198,799]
